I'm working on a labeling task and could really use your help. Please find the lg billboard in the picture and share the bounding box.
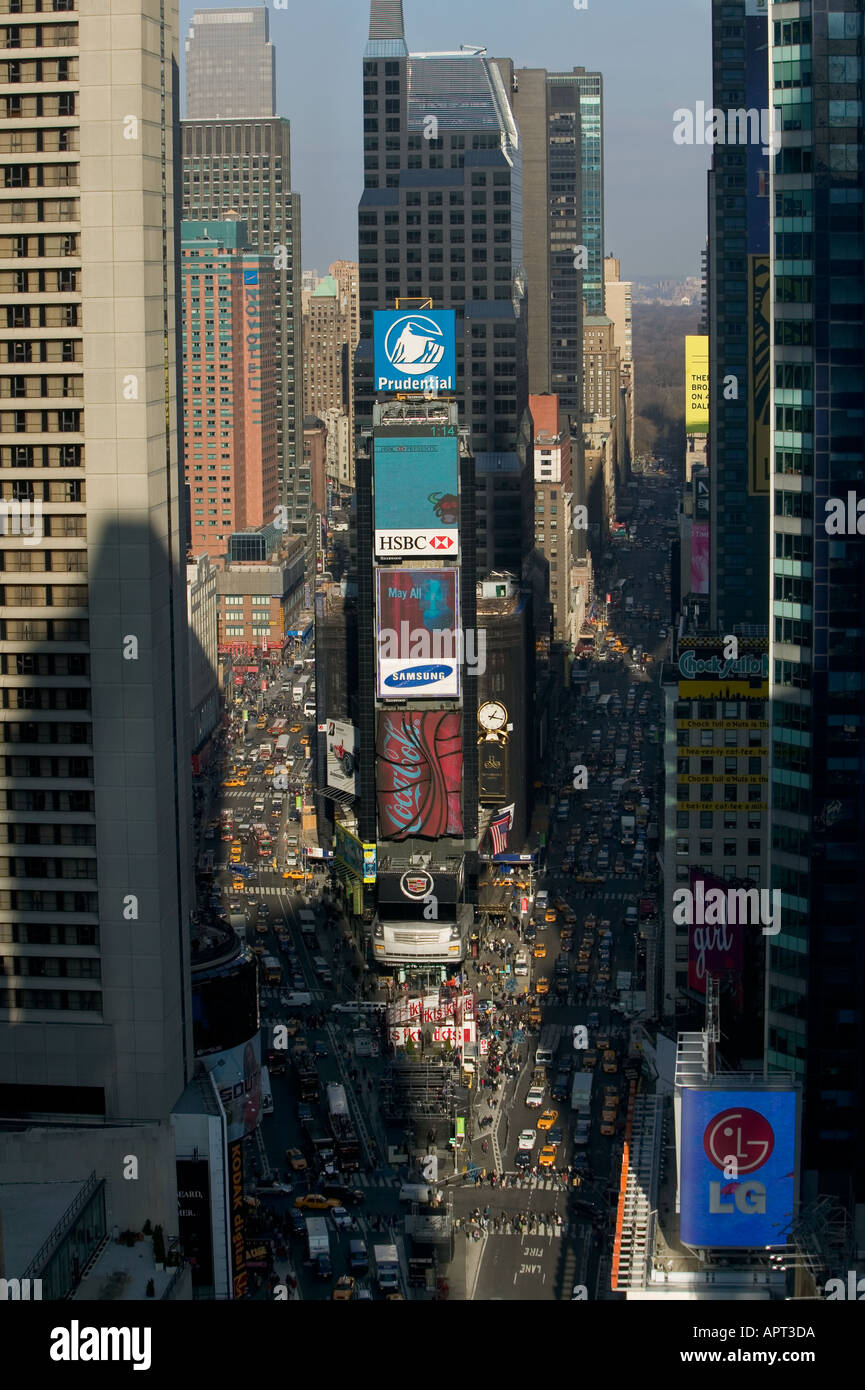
[679,1088,797,1247]
[373,432,459,558]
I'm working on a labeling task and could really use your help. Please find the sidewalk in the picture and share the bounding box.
[443,1227,487,1301]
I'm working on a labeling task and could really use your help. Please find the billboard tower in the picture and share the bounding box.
[341,306,477,975]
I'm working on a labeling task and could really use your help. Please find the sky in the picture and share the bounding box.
[179,0,713,281]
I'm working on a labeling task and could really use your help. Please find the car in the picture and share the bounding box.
[515,1150,532,1170]
[538,1145,558,1168]
[313,1040,328,1057]
[295,1193,341,1211]
[537,1109,559,1131]
[285,1148,307,1172]
[544,909,557,923]
[535,977,549,996]
[518,1128,536,1152]
[223,778,242,788]
[332,1275,356,1301]
[533,942,546,958]
[288,1208,307,1237]
[321,1183,365,1206]
[547,1127,563,1146]
[331,1206,353,1230]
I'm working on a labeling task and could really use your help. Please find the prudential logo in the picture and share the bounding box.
[374,309,456,392]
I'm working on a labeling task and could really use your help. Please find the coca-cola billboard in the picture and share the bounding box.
[376,710,463,839]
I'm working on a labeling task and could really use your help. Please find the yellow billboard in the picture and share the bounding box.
[685,335,709,435]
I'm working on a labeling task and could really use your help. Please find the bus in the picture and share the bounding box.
[276,733,290,757]
[260,1065,274,1115]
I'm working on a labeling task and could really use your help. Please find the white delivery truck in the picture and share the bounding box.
[373,1243,400,1294]
[306,1216,332,1279]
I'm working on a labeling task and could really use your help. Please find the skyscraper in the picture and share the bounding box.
[766,0,865,1208]
[355,0,529,577]
[185,5,275,121]
[181,219,278,558]
[573,68,605,317]
[706,0,771,630]
[183,12,304,534]
[0,0,193,1120]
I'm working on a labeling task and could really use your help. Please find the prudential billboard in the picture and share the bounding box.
[373,310,456,393]
[679,1088,797,1248]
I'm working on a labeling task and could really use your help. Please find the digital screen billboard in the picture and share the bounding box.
[376,568,460,699]
[685,335,709,435]
[689,521,709,595]
[333,819,377,884]
[687,868,744,1002]
[376,710,463,839]
[679,1088,796,1247]
[373,309,456,393]
[373,433,459,557]
[326,717,358,796]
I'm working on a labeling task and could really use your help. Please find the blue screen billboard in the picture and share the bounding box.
[374,433,459,558]
[373,310,456,394]
[680,1088,796,1247]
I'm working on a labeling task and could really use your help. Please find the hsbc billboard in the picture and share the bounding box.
[373,432,459,559]
[375,529,458,558]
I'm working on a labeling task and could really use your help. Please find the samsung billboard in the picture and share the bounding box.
[373,432,459,558]
[679,1088,797,1248]
[373,310,456,393]
[376,568,460,699]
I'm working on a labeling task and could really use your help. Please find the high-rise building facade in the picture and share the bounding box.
[181,219,278,558]
[707,0,771,631]
[573,67,604,316]
[302,276,349,422]
[582,315,620,418]
[0,0,193,1120]
[185,5,275,121]
[493,66,584,420]
[182,11,304,534]
[530,393,573,643]
[766,0,865,1209]
[603,254,635,467]
[355,0,529,560]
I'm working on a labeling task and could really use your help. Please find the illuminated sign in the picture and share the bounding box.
[376,710,463,840]
[373,434,460,557]
[326,718,358,797]
[679,1089,796,1247]
[373,309,456,393]
[376,568,460,699]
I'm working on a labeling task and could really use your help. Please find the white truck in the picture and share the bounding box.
[536,1025,561,1068]
[373,1243,400,1294]
[621,814,636,847]
[306,1216,332,1279]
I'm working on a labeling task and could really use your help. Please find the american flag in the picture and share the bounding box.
[489,804,515,856]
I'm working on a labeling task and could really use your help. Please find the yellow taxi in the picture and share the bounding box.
[295,1193,340,1211]
[535,978,549,996]
[536,1109,558,1131]
[223,778,242,788]
[263,765,275,778]
[332,1275,356,1301]
[544,909,557,924]
[533,942,546,959]
[231,876,245,891]
[528,1006,542,1026]
[538,1144,557,1168]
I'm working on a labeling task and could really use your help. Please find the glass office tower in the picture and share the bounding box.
[766,0,865,1211]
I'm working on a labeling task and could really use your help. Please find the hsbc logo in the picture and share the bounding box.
[375,528,459,558]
